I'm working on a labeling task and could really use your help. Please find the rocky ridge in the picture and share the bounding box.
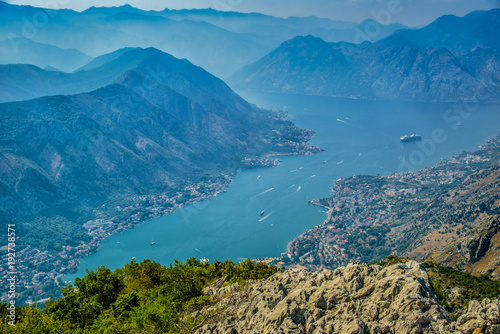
[196,261,500,334]
[428,215,500,279]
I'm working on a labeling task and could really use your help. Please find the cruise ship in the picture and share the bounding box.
[400,134,422,143]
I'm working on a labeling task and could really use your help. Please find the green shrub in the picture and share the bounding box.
[1,257,280,333]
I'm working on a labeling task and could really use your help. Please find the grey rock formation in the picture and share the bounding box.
[458,216,500,263]
[196,262,500,334]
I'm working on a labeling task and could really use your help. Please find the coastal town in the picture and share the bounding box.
[3,135,500,305]
[0,108,316,306]
[285,135,500,270]
[0,175,234,305]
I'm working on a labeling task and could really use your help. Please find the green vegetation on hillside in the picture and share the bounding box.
[422,261,500,320]
[369,254,409,267]
[0,258,281,333]
[371,256,500,320]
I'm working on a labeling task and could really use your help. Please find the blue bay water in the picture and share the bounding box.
[64,93,500,282]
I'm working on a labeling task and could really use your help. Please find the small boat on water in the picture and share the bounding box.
[400,134,422,143]
[260,210,265,216]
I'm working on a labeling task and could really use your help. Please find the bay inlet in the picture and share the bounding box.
[64,92,500,282]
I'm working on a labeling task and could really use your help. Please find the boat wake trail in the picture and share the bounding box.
[257,187,274,196]
[290,167,304,173]
[284,185,302,198]
[336,118,353,125]
[259,211,275,222]
[251,187,275,200]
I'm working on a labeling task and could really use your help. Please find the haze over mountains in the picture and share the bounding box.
[0,37,91,72]
[0,47,320,259]
[229,9,500,102]
[1,0,500,309]
[0,1,406,77]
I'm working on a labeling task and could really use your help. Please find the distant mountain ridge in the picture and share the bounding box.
[392,9,500,51]
[0,37,91,72]
[0,1,406,78]
[228,13,500,102]
[76,47,139,72]
[0,47,252,104]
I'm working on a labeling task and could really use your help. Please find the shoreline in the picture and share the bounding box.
[308,200,334,226]
[2,132,321,305]
[286,134,500,271]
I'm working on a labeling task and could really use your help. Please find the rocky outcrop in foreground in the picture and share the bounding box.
[197,261,500,334]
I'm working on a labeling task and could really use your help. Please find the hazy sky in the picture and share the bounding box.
[4,0,500,26]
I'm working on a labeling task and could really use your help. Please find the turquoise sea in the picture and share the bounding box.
[64,92,500,282]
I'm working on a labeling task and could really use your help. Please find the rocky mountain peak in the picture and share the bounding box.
[196,261,500,333]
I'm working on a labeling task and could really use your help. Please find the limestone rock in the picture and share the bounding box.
[194,262,500,334]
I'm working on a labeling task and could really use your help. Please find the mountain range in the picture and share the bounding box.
[0,37,91,72]
[0,1,406,78]
[393,9,500,51]
[0,47,320,249]
[228,9,500,102]
[1,0,500,311]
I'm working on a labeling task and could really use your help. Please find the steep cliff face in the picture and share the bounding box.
[195,262,500,334]
[428,215,500,279]
[458,216,500,263]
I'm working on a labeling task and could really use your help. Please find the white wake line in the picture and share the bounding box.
[290,167,304,173]
[284,185,302,198]
[257,187,274,196]
[251,187,275,200]
[258,211,275,222]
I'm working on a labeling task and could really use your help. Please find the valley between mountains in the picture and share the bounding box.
[1,3,500,332]
[0,47,320,304]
